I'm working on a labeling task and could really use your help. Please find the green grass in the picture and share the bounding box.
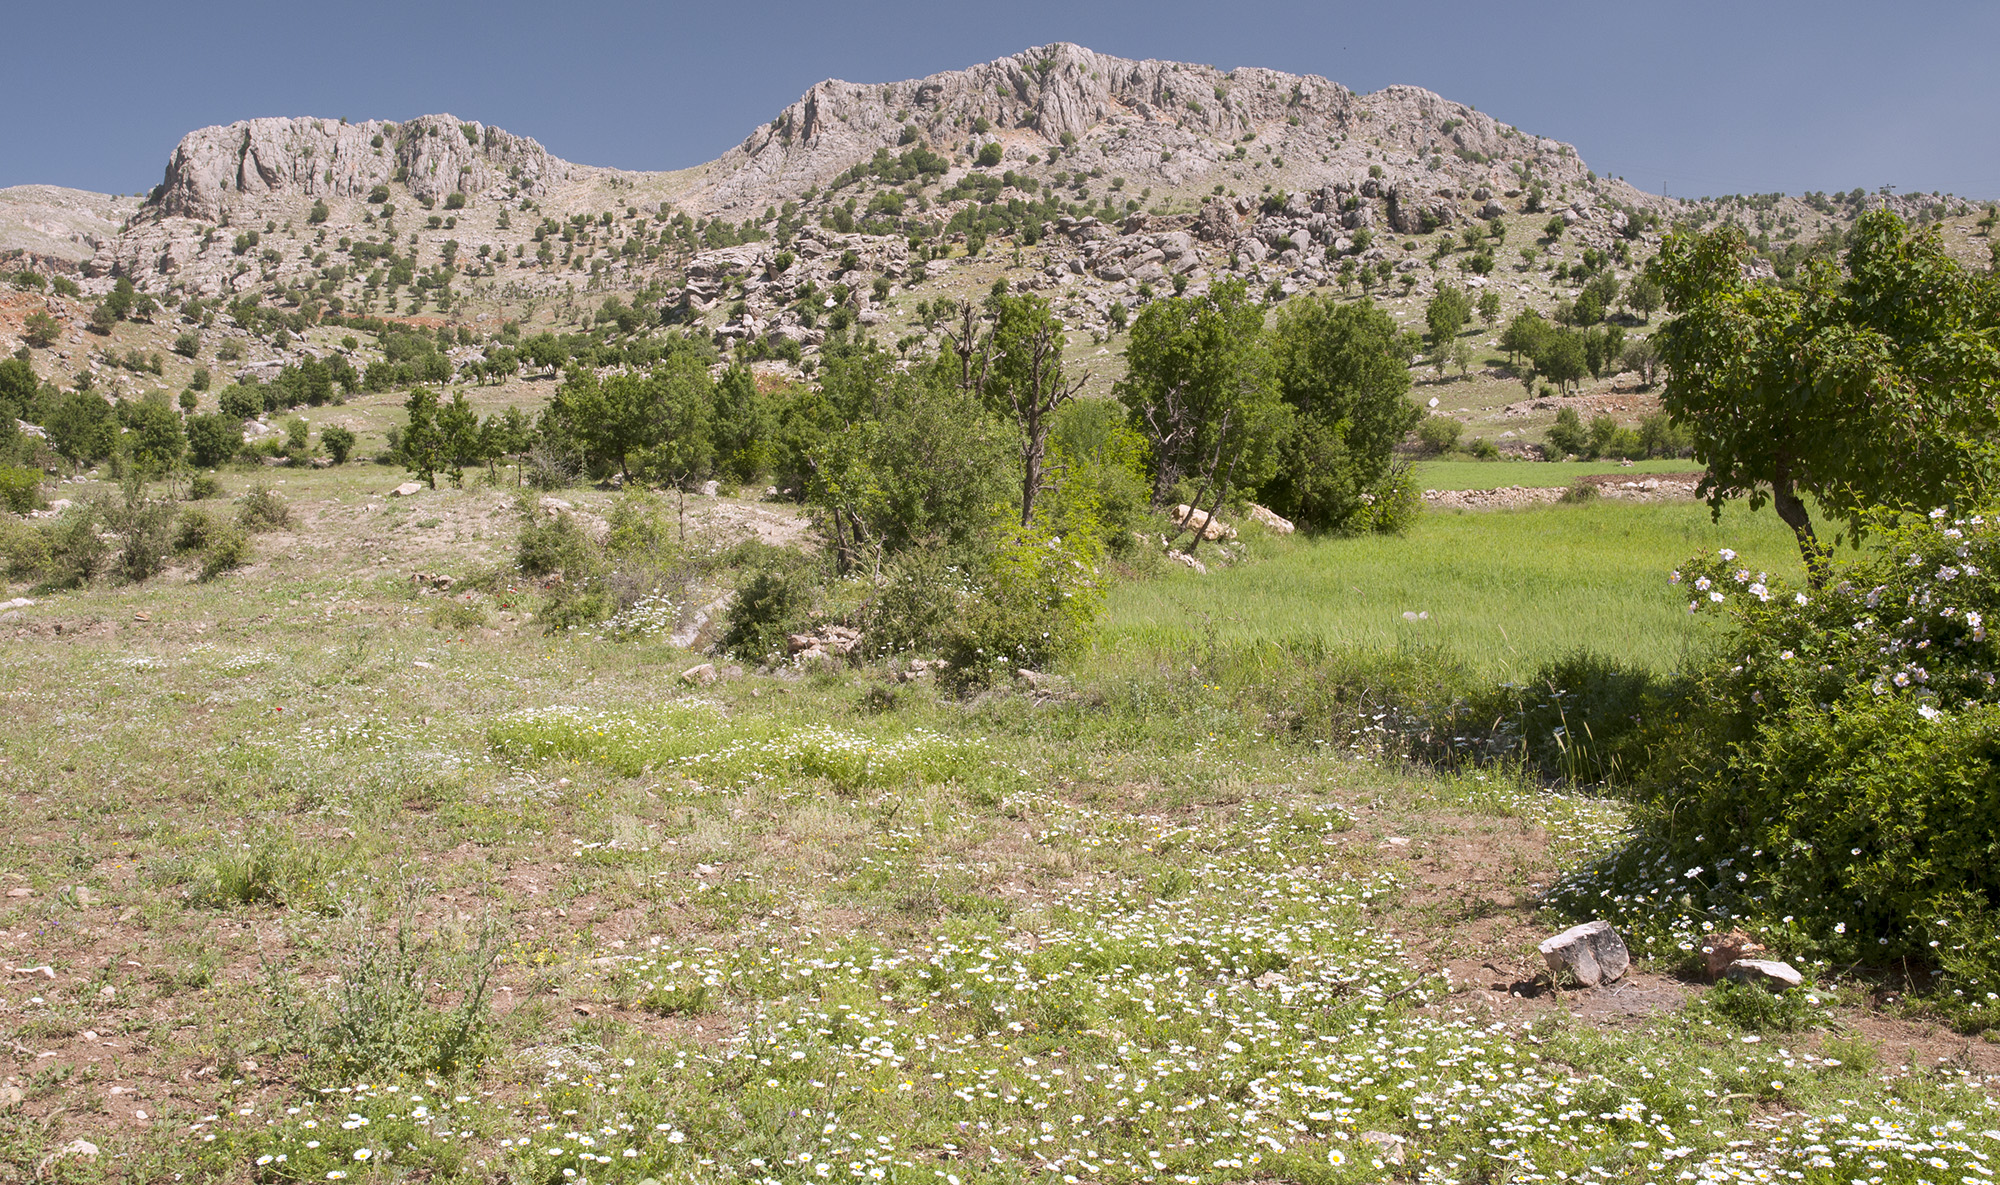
[1099,499,1811,679]
[1415,457,1703,490]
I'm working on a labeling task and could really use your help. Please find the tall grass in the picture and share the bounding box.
[1096,500,1814,680]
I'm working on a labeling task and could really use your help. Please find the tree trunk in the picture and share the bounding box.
[1771,474,1829,587]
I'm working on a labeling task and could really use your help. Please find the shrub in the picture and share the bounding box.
[1550,512,2000,1025]
[1359,463,1423,535]
[941,521,1104,688]
[187,473,223,501]
[39,502,107,587]
[183,412,237,469]
[515,508,597,579]
[860,541,972,659]
[1414,414,1462,455]
[721,558,817,663]
[0,465,44,514]
[0,519,49,579]
[199,525,250,580]
[1558,479,1598,504]
[1545,406,1586,457]
[110,498,178,583]
[173,508,221,554]
[235,484,293,531]
[320,425,356,464]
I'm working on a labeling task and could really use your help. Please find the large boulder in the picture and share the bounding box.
[1538,920,1630,987]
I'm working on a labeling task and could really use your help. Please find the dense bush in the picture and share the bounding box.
[1414,414,1462,455]
[940,521,1105,687]
[236,485,293,532]
[721,555,819,663]
[1550,511,2000,1026]
[0,465,43,514]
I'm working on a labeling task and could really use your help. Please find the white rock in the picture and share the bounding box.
[1538,920,1630,987]
[680,663,717,686]
[1245,504,1294,535]
[1723,958,1803,991]
[388,481,424,498]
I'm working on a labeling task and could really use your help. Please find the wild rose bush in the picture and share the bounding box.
[1552,511,2000,1027]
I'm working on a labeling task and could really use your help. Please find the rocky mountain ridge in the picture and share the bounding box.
[2,43,1974,388]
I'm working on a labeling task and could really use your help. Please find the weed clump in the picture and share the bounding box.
[264,920,500,1083]
[235,484,293,531]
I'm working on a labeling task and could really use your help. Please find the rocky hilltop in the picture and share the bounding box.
[54,44,1679,304]
[7,41,1968,396]
[151,113,588,222]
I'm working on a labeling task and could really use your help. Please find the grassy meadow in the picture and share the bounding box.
[0,472,1994,1184]
[1099,499,1812,680]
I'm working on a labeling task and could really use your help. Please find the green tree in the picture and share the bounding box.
[1535,330,1588,392]
[710,364,775,483]
[308,199,330,224]
[637,354,718,521]
[184,413,238,469]
[976,142,1004,168]
[1424,284,1473,355]
[1624,273,1662,322]
[796,338,1011,572]
[1262,296,1421,533]
[1653,209,2000,580]
[1476,290,1502,325]
[0,357,35,421]
[217,384,262,422]
[23,311,61,349]
[400,388,447,488]
[1116,280,1288,552]
[944,293,1087,527]
[46,390,116,464]
[523,333,568,375]
[436,390,483,487]
[126,395,186,474]
[1545,406,1587,457]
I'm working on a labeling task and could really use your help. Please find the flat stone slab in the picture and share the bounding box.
[1539,920,1630,987]
[1723,958,1804,991]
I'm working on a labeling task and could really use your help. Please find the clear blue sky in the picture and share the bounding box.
[8,0,1997,201]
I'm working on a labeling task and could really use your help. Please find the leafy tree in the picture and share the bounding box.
[1621,337,1660,388]
[126,395,185,474]
[22,311,60,349]
[1624,273,1662,322]
[711,364,775,483]
[944,293,1086,526]
[1116,280,1287,552]
[1653,209,2000,580]
[308,200,330,224]
[795,338,1011,572]
[1535,330,1588,392]
[976,142,1004,168]
[437,390,483,487]
[46,390,116,464]
[523,333,568,375]
[184,413,238,468]
[400,388,447,488]
[1424,284,1472,353]
[1476,290,1502,325]
[1262,296,1421,533]
[217,384,262,422]
[0,357,35,421]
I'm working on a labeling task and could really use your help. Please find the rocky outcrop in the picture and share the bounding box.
[151,113,583,222]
